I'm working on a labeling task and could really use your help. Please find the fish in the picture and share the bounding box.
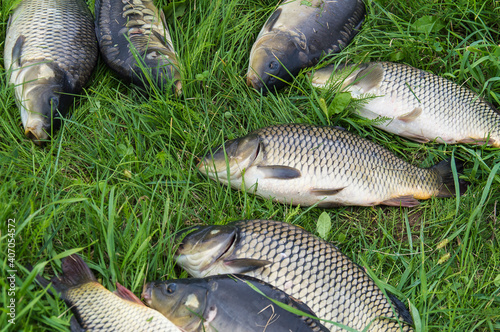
[142,274,329,332]
[247,0,366,92]
[95,0,181,93]
[174,219,415,331]
[311,62,500,147]
[4,0,98,144]
[35,254,181,331]
[198,123,468,208]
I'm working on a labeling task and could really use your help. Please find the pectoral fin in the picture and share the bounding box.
[310,187,345,196]
[397,107,422,123]
[263,8,282,32]
[354,63,384,91]
[12,35,25,66]
[257,165,301,179]
[223,258,272,273]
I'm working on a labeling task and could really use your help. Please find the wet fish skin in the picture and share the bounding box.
[143,274,329,332]
[247,0,365,92]
[4,0,98,144]
[311,62,500,147]
[35,254,181,331]
[95,0,181,93]
[175,219,414,331]
[198,123,468,207]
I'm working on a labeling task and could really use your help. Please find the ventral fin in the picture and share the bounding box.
[397,107,422,123]
[399,131,430,143]
[224,258,272,273]
[257,165,301,179]
[381,195,420,207]
[264,8,282,32]
[13,35,25,66]
[354,63,384,91]
[114,282,145,305]
[310,187,345,196]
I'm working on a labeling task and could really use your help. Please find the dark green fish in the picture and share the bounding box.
[4,0,98,144]
[95,0,181,93]
[143,274,328,332]
[198,123,468,207]
[247,0,365,91]
[35,254,181,331]
[175,219,414,331]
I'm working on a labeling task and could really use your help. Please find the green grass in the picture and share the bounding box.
[1,0,499,330]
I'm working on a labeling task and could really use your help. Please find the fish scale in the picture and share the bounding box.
[175,219,414,331]
[312,62,500,147]
[199,123,465,207]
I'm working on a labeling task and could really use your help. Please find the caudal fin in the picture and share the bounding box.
[431,159,469,197]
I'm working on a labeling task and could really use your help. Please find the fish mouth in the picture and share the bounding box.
[25,126,49,145]
[141,282,153,305]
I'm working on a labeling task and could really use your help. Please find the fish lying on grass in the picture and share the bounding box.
[4,0,98,144]
[198,123,468,207]
[143,274,329,332]
[175,219,414,331]
[311,62,500,147]
[95,0,181,93]
[35,254,181,331]
[247,0,365,92]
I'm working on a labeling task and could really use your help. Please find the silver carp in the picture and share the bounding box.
[198,123,468,207]
[35,254,181,331]
[311,62,500,147]
[95,0,181,93]
[247,0,365,91]
[175,219,414,331]
[143,274,329,332]
[4,0,98,144]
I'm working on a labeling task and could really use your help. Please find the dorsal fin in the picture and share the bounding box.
[114,282,145,305]
[263,8,282,32]
[55,255,97,293]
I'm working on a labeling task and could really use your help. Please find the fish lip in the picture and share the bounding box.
[25,127,48,145]
[141,282,153,305]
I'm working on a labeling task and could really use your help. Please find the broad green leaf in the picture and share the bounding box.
[317,212,331,239]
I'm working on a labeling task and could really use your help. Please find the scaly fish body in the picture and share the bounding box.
[4,0,97,143]
[36,254,181,331]
[247,0,365,91]
[198,123,467,207]
[143,274,328,332]
[175,219,414,331]
[311,62,500,147]
[95,0,181,93]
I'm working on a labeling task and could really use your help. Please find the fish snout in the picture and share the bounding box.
[141,283,153,305]
[246,72,265,91]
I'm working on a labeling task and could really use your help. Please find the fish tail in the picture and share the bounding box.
[430,159,469,197]
[44,255,97,295]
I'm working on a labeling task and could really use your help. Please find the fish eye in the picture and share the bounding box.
[49,96,59,110]
[166,283,177,294]
[268,60,279,70]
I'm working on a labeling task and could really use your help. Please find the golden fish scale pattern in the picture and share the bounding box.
[66,282,179,331]
[379,62,500,141]
[254,124,440,199]
[10,0,97,90]
[232,220,413,332]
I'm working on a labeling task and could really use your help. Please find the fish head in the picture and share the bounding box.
[133,48,182,95]
[175,225,238,277]
[247,32,306,92]
[198,134,262,183]
[143,279,208,330]
[15,62,70,144]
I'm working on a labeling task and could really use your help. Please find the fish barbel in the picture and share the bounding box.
[175,219,414,331]
[35,254,181,331]
[143,274,329,332]
[247,0,365,92]
[4,0,98,144]
[198,123,468,207]
[311,62,500,147]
